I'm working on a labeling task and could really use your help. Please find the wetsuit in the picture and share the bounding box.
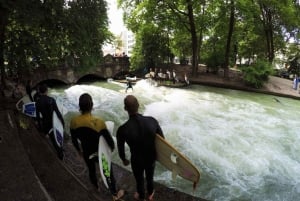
[126,81,133,92]
[117,113,164,199]
[36,94,65,159]
[70,113,117,194]
[26,83,33,102]
[33,91,41,102]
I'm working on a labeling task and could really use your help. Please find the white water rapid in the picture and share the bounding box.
[49,79,300,201]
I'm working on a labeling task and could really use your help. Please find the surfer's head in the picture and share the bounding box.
[39,84,48,94]
[79,93,93,114]
[124,95,139,115]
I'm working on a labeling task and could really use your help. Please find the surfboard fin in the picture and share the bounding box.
[172,169,178,180]
[89,152,98,160]
[193,181,197,191]
[170,152,178,164]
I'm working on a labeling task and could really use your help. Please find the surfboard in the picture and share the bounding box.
[105,121,114,136]
[16,90,36,112]
[22,102,36,117]
[118,88,134,94]
[155,134,200,188]
[52,111,64,147]
[98,121,115,189]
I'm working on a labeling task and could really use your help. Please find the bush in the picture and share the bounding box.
[241,60,274,88]
[204,52,224,74]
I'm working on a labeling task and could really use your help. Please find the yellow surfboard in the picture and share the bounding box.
[155,134,200,188]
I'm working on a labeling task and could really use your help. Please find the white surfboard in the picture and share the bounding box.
[16,90,36,112]
[98,121,115,189]
[52,111,64,147]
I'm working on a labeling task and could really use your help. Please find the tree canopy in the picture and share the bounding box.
[119,0,300,77]
[0,0,111,83]
[0,0,299,85]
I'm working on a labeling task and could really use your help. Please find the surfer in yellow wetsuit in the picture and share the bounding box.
[70,93,124,200]
[117,95,164,201]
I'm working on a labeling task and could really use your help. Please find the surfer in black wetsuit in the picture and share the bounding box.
[70,93,124,200]
[35,84,65,160]
[25,79,34,102]
[125,79,133,93]
[117,95,164,201]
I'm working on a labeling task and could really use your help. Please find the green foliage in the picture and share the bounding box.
[1,0,300,80]
[119,0,300,77]
[171,31,192,60]
[1,0,111,79]
[241,59,274,88]
[66,0,110,69]
[130,25,172,71]
[203,51,224,73]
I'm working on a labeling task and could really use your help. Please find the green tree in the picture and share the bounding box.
[66,0,111,70]
[1,0,111,85]
[130,25,171,71]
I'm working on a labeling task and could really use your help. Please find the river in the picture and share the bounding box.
[49,79,300,201]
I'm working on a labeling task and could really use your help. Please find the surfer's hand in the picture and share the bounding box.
[77,150,83,158]
[122,159,130,166]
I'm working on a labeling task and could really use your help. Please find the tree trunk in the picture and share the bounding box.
[260,3,274,63]
[224,0,235,79]
[0,5,8,87]
[267,10,274,62]
[186,0,198,76]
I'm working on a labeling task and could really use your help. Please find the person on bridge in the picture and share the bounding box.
[36,84,65,160]
[70,93,124,200]
[116,95,164,201]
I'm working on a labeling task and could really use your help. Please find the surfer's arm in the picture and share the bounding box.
[70,129,81,152]
[155,119,164,138]
[35,104,42,131]
[99,129,115,151]
[116,129,127,163]
[52,100,65,127]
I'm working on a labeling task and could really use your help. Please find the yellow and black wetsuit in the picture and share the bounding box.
[70,113,116,193]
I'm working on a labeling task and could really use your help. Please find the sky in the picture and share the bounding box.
[107,0,124,35]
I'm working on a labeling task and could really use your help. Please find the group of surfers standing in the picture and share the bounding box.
[25,81,164,201]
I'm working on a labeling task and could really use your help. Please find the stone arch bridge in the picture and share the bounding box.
[30,56,130,86]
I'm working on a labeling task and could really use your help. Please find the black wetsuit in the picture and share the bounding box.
[117,113,164,199]
[26,84,33,102]
[36,94,65,159]
[126,81,133,92]
[33,91,41,102]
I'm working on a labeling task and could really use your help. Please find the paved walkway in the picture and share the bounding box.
[190,75,300,99]
[0,99,102,201]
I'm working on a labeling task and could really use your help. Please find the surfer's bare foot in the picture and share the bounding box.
[148,190,155,200]
[133,192,146,201]
[113,189,125,201]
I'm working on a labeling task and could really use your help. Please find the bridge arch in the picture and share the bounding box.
[30,60,129,86]
[76,74,106,84]
[36,79,68,88]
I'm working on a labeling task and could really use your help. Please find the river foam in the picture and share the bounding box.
[50,80,300,201]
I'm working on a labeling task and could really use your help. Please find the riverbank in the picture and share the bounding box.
[174,65,300,100]
[0,96,206,201]
[0,72,299,201]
